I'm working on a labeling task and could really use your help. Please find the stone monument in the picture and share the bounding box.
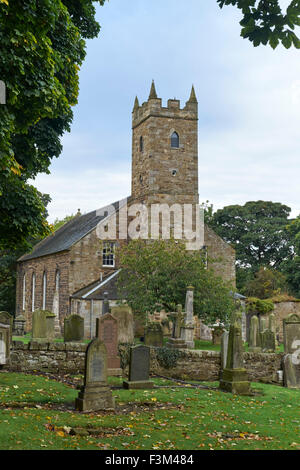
[32,309,56,342]
[144,323,163,347]
[219,312,250,395]
[166,304,187,349]
[64,314,84,342]
[0,315,11,366]
[180,286,195,348]
[13,314,26,337]
[96,313,122,376]
[282,313,300,389]
[123,345,154,389]
[110,305,134,344]
[75,338,115,411]
[248,315,261,352]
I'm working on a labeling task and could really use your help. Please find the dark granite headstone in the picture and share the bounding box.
[123,345,154,389]
[75,338,115,411]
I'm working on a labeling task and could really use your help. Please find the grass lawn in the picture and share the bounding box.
[0,371,299,450]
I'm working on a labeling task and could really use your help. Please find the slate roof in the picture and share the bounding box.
[18,199,127,262]
[71,270,122,301]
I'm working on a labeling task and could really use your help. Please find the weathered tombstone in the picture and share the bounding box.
[64,314,84,342]
[110,305,134,344]
[283,354,300,389]
[144,323,163,347]
[283,313,300,354]
[212,326,225,345]
[13,314,26,337]
[75,338,115,411]
[52,289,61,336]
[248,315,261,352]
[261,329,276,353]
[260,316,267,333]
[180,286,195,348]
[219,312,250,395]
[269,313,276,335]
[0,324,10,366]
[220,331,229,371]
[166,305,187,349]
[0,311,13,336]
[123,345,154,389]
[282,313,300,389]
[96,313,122,376]
[32,309,56,342]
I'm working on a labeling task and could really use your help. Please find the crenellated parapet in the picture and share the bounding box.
[132,81,198,129]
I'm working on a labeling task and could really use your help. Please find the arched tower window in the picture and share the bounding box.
[171,132,179,148]
[42,272,47,310]
[139,136,144,152]
[31,273,36,313]
[22,274,26,311]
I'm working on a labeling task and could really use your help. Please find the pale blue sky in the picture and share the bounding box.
[32,0,300,221]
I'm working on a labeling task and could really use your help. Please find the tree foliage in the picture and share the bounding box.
[117,239,236,325]
[244,266,288,298]
[0,0,106,248]
[217,0,300,49]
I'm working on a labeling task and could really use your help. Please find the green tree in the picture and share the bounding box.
[0,0,106,248]
[52,213,77,231]
[244,266,288,298]
[280,215,300,297]
[117,239,236,326]
[217,0,300,49]
[208,201,294,291]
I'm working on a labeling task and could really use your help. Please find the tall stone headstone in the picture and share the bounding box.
[32,309,56,342]
[248,315,261,352]
[64,314,84,342]
[110,305,134,344]
[123,345,154,389]
[219,313,250,395]
[0,323,10,365]
[96,313,122,376]
[220,330,229,371]
[75,338,115,411]
[282,313,300,389]
[180,286,195,348]
[52,290,61,336]
[283,314,300,354]
[166,304,187,349]
[260,317,267,333]
[144,323,163,347]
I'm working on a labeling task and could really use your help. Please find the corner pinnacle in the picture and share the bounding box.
[188,85,197,103]
[148,80,158,100]
[133,96,139,112]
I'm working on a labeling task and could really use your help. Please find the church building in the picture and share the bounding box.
[16,82,236,338]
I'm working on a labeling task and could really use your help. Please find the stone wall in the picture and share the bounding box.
[8,342,284,385]
[9,341,87,374]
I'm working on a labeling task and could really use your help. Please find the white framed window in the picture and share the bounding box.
[102,242,115,267]
[22,274,26,311]
[31,273,36,312]
[42,272,47,310]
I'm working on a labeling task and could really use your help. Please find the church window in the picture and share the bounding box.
[102,242,115,267]
[22,274,26,311]
[31,273,36,312]
[171,131,179,148]
[139,136,144,152]
[42,271,47,310]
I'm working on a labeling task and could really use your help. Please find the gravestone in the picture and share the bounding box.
[220,331,229,371]
[166,305,187,349]
[110,306,134,344]
[75,338,115,411]
[52,290,61,336]
[144,323,163,347]
[219,312,250,395]
[248,315,261,352]
[212,326,225,345]
[260,317,267,333]
[123,345,154,389]
[180,286,195,348]
[283,354,300,389]
[0,323,10,366]
[64,314,84,342]
[261,329,276,353]
[13,314,26,336]
[96,313,122,376]
[0,311,13,336]
[32,309,56,342]
[283,313,300,354]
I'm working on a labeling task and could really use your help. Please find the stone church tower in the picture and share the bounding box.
[131,81,199,208]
